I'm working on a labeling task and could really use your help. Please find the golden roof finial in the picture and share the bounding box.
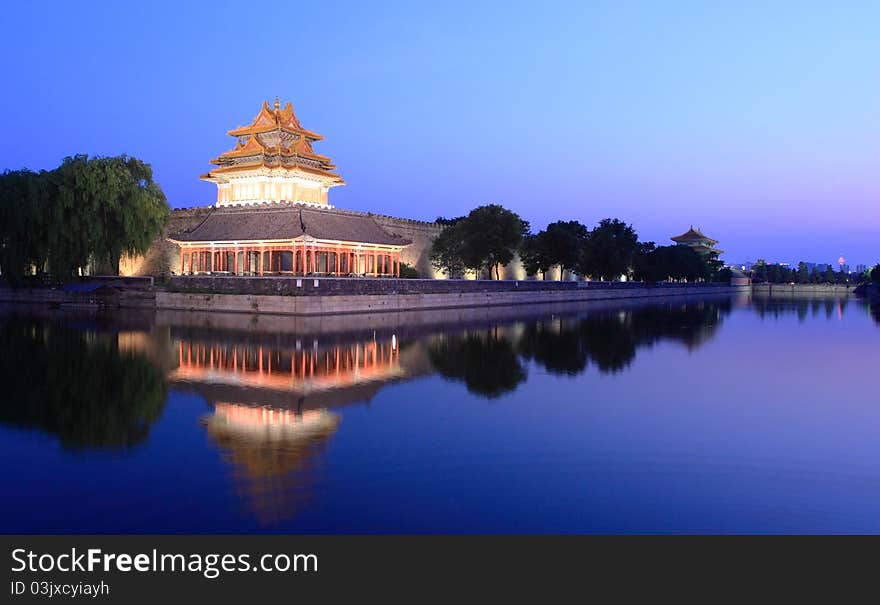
[274,96,280,110]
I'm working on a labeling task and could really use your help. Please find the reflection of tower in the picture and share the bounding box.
[203,404,340,525]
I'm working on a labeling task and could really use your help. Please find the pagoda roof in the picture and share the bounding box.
[228,98,323,140]
[169,204,411,247]
[201,163,344,186]
[671,226,719,245]
[206,97,343,185]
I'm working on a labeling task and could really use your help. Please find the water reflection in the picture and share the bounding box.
[169,334,413,408]
[1,293,868,530]
[203,403,339,525]
[432,300,729,391]
[0,319,167,449]
[168,333,418,523]
[751,295,850,322]
[428,328,527,398]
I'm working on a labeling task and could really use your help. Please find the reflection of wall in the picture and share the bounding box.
[203,403,340,525]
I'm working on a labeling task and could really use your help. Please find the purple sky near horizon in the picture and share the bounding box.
[2,1,877,266]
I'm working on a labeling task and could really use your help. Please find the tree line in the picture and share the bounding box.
[0,155,169,285]
[430,204,722,282]
[751,260,880,285]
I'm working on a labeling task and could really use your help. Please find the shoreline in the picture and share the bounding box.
[0,280,859,317]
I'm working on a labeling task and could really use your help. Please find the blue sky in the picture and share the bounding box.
[2,1,878,265]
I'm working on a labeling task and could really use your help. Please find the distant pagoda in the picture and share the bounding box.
[202,97,344,207]
[671,226,723,256]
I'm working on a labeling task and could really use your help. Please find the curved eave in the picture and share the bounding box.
[202,163,345,183]
[213,148,334,164]
[168,235,409,249]
[671,236,719,245]
[227,125,323,141]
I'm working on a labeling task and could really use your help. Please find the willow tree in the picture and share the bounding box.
[51,155,169,278]
[0,169,50,284]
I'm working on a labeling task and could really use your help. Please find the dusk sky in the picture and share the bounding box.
[2,1,877,266]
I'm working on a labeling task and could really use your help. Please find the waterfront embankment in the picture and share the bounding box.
[156,279,744,315]
[0,277,752,315]
[9,278,864,317]
[751,283,858,297]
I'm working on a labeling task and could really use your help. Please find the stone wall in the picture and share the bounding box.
[120,206,213,281]
[752,284,857,296]
[166,275,738,297]
[156,280,745,316]
[369,214,442,277]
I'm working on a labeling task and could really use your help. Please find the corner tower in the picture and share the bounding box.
[202,97,344,207]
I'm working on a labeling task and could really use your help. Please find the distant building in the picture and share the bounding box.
[670,226,723,257]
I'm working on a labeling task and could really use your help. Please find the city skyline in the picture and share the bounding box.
[1,1,877,266]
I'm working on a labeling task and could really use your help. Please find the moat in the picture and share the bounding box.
[2,293,878,533]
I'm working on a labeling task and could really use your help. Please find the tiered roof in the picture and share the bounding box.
[169,203,411,247]
[671,226,723,255]
[671,226,718,245]
[202,98,344,184]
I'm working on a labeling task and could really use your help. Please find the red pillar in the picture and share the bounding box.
[179,249,184,275]
[259,248,265,276]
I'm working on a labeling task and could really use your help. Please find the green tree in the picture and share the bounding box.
[796,262,809,284]
[810,267,821,283]
[824,264,835,284]
[633,245,709,282]
[458,204,530,279]
[753,259,768,283]
[543,220,589,277]
[53,155,169,277]
[0,169,50,284]
[871,264,880,285]
[519,232,554,279]
[430,220,469,277]
[577,218,639,281]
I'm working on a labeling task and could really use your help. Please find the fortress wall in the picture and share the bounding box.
[120,207,213,281]
[369,215,443,277]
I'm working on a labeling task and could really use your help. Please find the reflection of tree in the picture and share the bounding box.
[203,405,339,525]
[0,320,167,449]
[520,301,727,376]
[577,314,640,374]
[427,329,526,398]
[751,296,854,323]
[629,301,728,351]
[519,319,589,375]
[871,304,880,326]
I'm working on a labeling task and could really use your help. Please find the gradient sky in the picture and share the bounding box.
[2,1,878,266]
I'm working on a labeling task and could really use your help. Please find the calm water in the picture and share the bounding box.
[2,294,878,534]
